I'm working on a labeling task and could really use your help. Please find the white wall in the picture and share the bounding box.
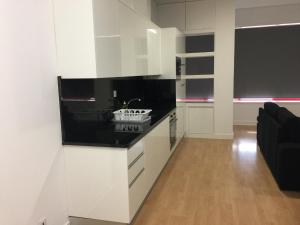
[0,1,68,225]
[214,0,235,138]
[236,0,300,9]
[234,103,300,125]
[151,0,159,25]
[157,2,186,31]
[156,0,216,34]
[236,3,300,27]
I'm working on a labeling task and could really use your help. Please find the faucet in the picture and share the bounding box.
[123,98,141,109]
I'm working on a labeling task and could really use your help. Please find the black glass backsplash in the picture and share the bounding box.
[58,76,176,142]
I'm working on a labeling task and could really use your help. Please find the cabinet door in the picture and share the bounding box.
[186,0,216,33]
[128,140,147,221]
[53,0,97,78]
[135,14,148,76]
[176,104,186,141]
[176,80,186,99]
[187,106,214,135]
[94,0,122,77]
[147,22,161,75]
[120,4,137,76]
[144,118,170,193]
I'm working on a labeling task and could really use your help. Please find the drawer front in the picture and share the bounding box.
[127,140,144,166]
[128,154,144,187]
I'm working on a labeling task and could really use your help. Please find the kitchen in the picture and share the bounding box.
[53,0,234,224]
[54,1,186,223]
[0,0,234,225]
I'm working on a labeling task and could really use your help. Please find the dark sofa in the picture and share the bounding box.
[257,102,300,191]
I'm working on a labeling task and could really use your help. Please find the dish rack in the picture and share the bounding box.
[113,109,152,122]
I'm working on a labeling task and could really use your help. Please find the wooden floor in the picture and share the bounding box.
[133,126,300,225]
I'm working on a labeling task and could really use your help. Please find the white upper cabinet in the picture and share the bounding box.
[146,22,161,75]
[160,28,185,79]
[94,0,122,77]
[186,0,216,33]
[53,0,161,78]
[53,0,97,78]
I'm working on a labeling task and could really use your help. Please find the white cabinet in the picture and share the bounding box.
[176,79,186,99]
[186,104,214,137]
[186,0,216,33]
[94,0,122,77]
[147,22,161,75]
[64,145,130,223]
[144,118,170,193]
[158,3,186,31]
[64,116,170,224]
[53,0,161,78]
[176,103,186,143]
[160,28,185,79]
[53,0,97,77]
[175,81,186,146]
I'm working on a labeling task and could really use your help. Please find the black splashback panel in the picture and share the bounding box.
[58,77,175,143]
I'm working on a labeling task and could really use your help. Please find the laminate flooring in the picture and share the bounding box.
[133,126,300,225]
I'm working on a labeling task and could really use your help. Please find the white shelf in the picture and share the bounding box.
[184,29,215,36]
[180,75,214,80]
[176,52,214,58]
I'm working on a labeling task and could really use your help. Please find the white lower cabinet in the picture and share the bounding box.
[64,116,170,224]
[176,103,186,141]
[186,104,214,137]
[143,118,170,193]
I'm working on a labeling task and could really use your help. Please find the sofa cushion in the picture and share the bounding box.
[279,117,300,143]
[264,102,280,119]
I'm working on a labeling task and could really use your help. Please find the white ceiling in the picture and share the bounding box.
[154,0,300,9]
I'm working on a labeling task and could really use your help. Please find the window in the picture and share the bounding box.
[235,25,300,98]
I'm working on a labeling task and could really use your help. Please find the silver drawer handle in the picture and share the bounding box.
[128,152,144,169]
[129,168,144,188]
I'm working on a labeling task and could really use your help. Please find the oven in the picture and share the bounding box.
[169,110,177,150]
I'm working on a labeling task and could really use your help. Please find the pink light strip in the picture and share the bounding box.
[176,98,300,103]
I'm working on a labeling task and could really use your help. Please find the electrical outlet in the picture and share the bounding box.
[38,218,47,225]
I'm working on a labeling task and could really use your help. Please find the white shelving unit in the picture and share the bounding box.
[175,36,215,80]
[179,74,214,80]
[176,52,214,58]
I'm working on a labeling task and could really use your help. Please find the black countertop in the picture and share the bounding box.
[62,108,174,149]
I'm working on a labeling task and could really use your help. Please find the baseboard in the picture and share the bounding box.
[186,133,234,140]
[234,121,257,126]
[69,217,125,225]
[213,133,234,139]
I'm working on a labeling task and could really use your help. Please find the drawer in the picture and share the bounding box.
[128,154,144,187]
[127,140,144,166]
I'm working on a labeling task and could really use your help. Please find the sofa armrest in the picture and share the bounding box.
[277,143,300,190]
[257,107,264,121]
